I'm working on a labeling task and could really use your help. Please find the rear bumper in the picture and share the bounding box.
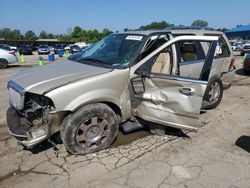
[38,51,49,54]
[6,107,48,148]
[221,71,235,89]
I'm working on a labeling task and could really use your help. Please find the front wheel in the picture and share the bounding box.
[0,59,8,69]
[203,77,223,109]
[61,103,119,155]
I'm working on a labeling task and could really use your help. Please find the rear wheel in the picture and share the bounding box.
[0,59,8,69]
[203,76,223,109]
[61,103,119,155]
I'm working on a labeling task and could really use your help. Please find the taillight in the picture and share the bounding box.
[9,51,16,57]
[229,58,236,71]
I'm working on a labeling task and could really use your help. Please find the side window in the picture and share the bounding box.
[215,37,230,58]
[177,41,205,62]
[139,34,169,60]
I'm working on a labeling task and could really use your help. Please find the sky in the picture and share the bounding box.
[0,0,249,35]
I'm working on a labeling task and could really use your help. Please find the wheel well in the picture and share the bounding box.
[0,58,8,63]
[101,102,122,120]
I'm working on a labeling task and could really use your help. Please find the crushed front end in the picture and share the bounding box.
[7,81,65,148]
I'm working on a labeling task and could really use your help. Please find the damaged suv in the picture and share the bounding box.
[7,30,235,154]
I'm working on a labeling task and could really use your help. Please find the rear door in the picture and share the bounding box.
[130,36,218,131]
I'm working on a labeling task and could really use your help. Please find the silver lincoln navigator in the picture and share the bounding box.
[7,29,235,154]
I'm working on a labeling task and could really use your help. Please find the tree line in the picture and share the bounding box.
[0,20,229,43]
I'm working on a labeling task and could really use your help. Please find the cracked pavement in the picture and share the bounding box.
[0,55,249,188]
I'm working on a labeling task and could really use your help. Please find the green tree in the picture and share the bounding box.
[139,21,174,30]
[102,28,113,36]
[72,26,82,40]
[47,33,54,39]
[123,28,132,32]
[12,29,21,40]
[191,20,208,27]
[216,28,228,33]
[39,31,48,39]
[24,30,37,40]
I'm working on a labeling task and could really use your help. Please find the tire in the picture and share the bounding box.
[0,59,8,69]
[61,103,119,155]
[203,76,223,109]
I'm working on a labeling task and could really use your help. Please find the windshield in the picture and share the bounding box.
[39,45,48,48]
[74,34,144,68]
[20,45,30,49]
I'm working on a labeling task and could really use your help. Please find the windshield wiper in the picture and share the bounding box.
[81,58,109,68]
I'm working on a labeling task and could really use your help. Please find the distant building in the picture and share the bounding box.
[226,25,250,39]
[36,38,58,42]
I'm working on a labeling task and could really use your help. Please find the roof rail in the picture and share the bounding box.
[165,26,215,31]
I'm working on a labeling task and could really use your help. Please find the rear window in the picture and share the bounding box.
[177,41,205,62]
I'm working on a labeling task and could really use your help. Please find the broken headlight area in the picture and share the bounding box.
[7,93,63,147]
[20,92,55,126]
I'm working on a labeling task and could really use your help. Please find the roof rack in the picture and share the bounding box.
[165,26,215,31]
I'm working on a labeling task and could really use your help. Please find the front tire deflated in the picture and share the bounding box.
[61,103,119,155]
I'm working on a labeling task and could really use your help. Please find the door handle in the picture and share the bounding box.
[179,87,196,96]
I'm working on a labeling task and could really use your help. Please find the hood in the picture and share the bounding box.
[11,61,112,94]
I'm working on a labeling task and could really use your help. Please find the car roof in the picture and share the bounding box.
[118,29,224,36]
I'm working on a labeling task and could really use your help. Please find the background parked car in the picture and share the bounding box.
[10,45,17,51]
[243,53,250,74]
[69,45,81,53]
[240,43,250,55]
[38,45,50,55]
[230,42,241,51]
[54,44,65,54]
[0,44,12,51]
[68,44,93,61]
[0,48,18,69]
[18,45,33,55]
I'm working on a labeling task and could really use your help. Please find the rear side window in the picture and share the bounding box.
[215,37,230,57]
[177,41,205,62]
[204,34,231,58]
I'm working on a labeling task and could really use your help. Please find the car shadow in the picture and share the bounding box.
[235,135,250,153]
[26,133,62,155]
[138,119,190,138]
[235,68,249,76]
[8,64,34,68]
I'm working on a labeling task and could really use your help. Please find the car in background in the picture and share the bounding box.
[68,44,94,61]
[0,48,18,68]
[38,45,50,55]
[230,42,241,51]
[54,44,65,54]
[10,46,17,51]
[69,45,81,54]
[0,44,12,51]
[243,53,250,74]
[240,43,250,56]
[18,45,33,55]
[64,44,73,51]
